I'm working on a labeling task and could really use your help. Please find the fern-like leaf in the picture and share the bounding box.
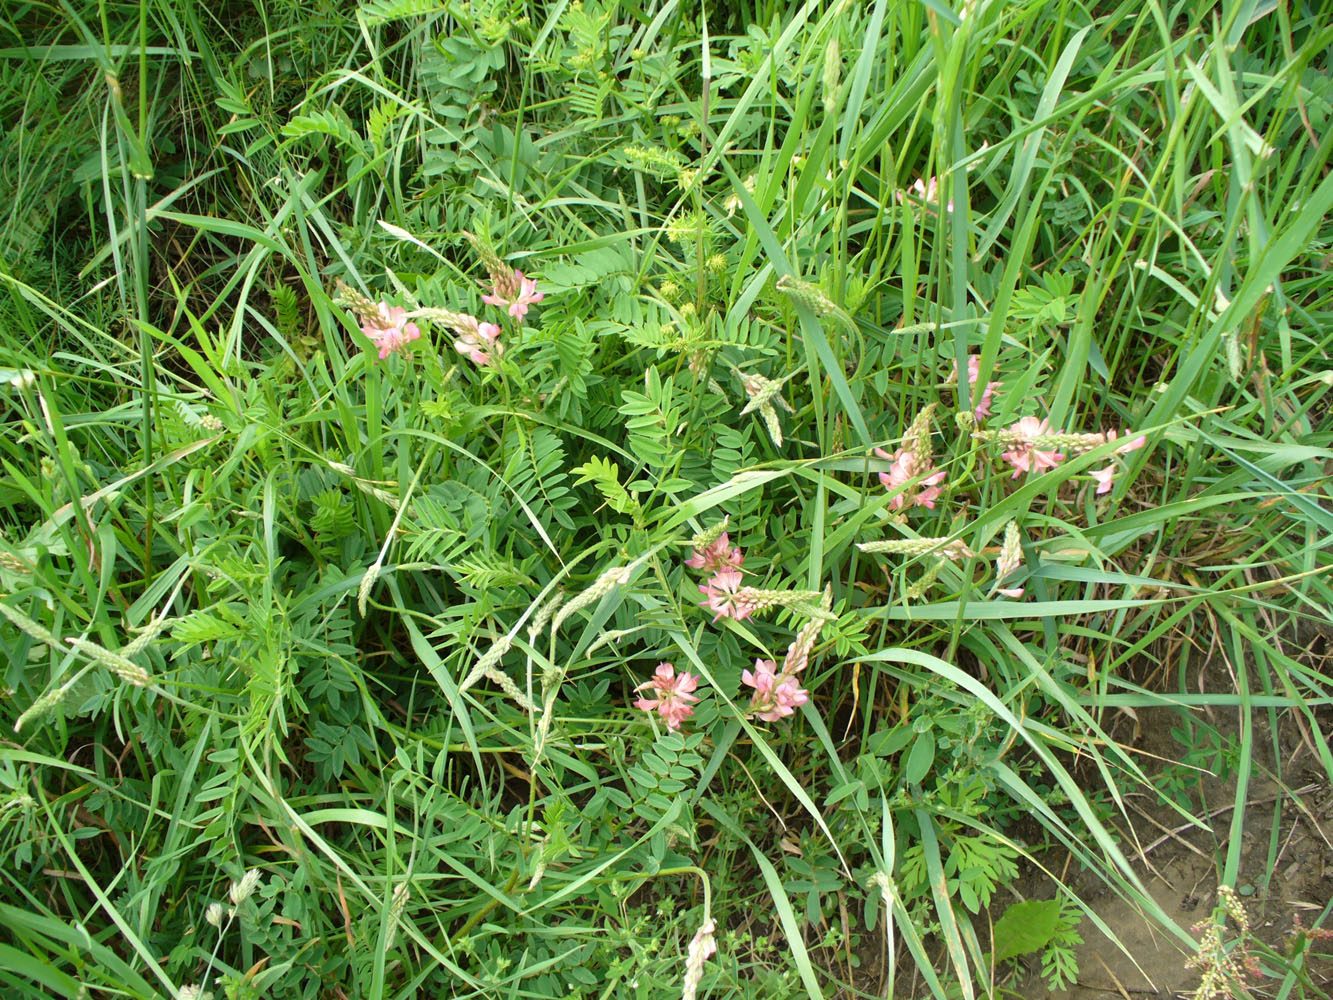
[572,456,640,516]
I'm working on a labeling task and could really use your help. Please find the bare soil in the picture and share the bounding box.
[1038,698,1333,999]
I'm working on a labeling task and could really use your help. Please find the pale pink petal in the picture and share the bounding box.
[1110,429,1146,455]
[974,381,999,420]
[483,269,544,323]
[686,534,744,574]
[1092,465,1116,494]
[1001,448,1032,478]
[635,662,700,730]
[1031,449,1065,472]
[363,302,424,360]
[699,569,751,621]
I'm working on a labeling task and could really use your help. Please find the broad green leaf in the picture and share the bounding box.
[993,898,1063,963]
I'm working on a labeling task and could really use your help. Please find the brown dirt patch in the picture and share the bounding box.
[1040,698,1333,999]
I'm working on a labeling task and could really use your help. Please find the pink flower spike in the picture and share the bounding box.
[997,587,1025,598]
[876,447,946,510]
[685,533,745,574]
[972,381,998,420]
[1000,416,1064,478]
[482,269,544,322]
[698,568,752,622]
[954,355,1001,420]
[634,662,699,730]
[452,316,504,368]
[1030,447,1065,473]
[1091,465,1116,495]
[742,658,809,722]
[1108,428,1147,455]
[362,303,422,359]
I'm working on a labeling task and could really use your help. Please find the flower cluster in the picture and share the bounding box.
[482,268,545,321]
[633,662,700,731]
[337,241,545,367]
[360,303,422,360]
[434,310,503,367]
[742,658,808,722]
[874,405,947,511]
[686,523,755,622]
[399,307,507,368]
[741,592,831,725]
[983,418,1146,493]
[874,446,946,510]
[698,567,752,622]
[740,607,828,722]
[689,532,825,625]
[446,242,545,365]
[468,230,545,321]
[335,281,423,361]
[954,354,1000,421]
[685,532,744,574]
[998,416,1066,478]
[634,525,833,731]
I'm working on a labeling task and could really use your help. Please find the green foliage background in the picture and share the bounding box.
[0,0,1329,997]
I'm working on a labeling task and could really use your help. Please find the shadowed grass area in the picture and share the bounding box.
[0,0,1329,997]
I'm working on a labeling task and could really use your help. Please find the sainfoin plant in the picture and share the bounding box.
[0,1,1329,998]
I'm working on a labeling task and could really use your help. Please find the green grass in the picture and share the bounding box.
[0,0,1330,997]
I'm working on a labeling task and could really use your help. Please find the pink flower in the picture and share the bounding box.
[1107,428,1147,455]
[896,175,954,213]
[1084,430,1143,495]
[874,447,947,510]
[361,303,422,359]
[1010,415,1047,441]
[698,568,752,622]
[451,315,504,367]
[742,658,809,722]
[1091,465,1116,495]
[972,383,998,421]
[685,533,745,574]
[634,662,699,730]
[997,587,1025,598]
[482,269,544,322]
[1000,416,1064,479]
[956,355,1001,421]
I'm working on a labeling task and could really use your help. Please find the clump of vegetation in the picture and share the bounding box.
[1,1,1329,997]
